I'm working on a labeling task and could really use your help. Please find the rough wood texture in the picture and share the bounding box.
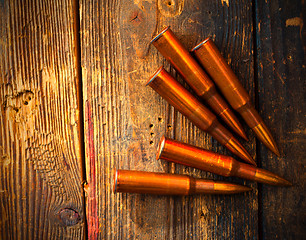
[0,0,85,239]
[81,0,258,239]
[255,0,306,239]
[2,0,304,239]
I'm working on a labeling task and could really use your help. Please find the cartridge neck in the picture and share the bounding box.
[237,103,263,129]
[208,120,231,146]
[194,179,215,194]
[231,161,256,181]
[232,162,291,186]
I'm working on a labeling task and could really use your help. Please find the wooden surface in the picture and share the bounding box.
[80,0,258,239]
[0,0,305,239]
[255,0,306,238]
[0,0,85,239]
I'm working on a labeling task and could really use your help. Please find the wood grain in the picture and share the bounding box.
[0,0,84,239]
[161,1,258,239]
[255,0,306,238]
[81,0,258,239]
[1,0,302,239]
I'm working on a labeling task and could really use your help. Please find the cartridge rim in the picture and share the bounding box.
[191,37,212,52]
[113,169,118,193]
[146,66,164,86]
[157,135,166,160]
[150,26,170,44]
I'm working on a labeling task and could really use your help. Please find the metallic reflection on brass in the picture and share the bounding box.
[150,26,247,140]
[147,66,255,165]
[158,137,291,186]
[114,169,251,195]
[192,38,280,156]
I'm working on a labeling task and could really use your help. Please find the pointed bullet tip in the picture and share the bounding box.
[280,179,293,187]
[213,182,252,194]
[219,108,248,141]
[252,123,280,157]
[268,141,280,156]
[272,178,292,187]
[274,147,281,157]
[247,159,257,166]
[232,185,253,193]
[254,168,292,186]
[226,138,256,165]
[241,134,249,142]
[242,186,253,192]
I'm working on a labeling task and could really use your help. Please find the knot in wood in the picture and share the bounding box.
[59,208,81,226]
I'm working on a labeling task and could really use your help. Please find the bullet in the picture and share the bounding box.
[113,169,251,195]
[150,26,247,141]
[157,137,291,186]
[191,38,280,156]
[146,67,255,165]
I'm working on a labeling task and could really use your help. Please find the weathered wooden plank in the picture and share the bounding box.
[255,0,306,239]
[0,0,85,239]
[80,1,169,238]
[160,1,258,239]
[81,0,258,239]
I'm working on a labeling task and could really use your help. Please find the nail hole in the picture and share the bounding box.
[150,141,154,145]
[24,101,28,105]
[158,117,163,122]
[167,124,172,130]
[28,97,31,100]
[168,1,172,6]
[150,132,154,137]
[149,124,154,128]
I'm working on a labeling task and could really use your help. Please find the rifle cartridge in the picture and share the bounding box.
[192,38,279,156]
[147,67,255,165]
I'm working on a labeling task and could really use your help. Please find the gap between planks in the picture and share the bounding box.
[252,0,263,239]
[72,0,88,239]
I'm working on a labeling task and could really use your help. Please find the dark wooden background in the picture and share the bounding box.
[0,0,305,239]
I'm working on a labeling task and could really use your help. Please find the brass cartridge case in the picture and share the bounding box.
[191,38,280,156]
[147,67,255,165]
[158,137,291,186]
[113,169,251,195]
[151,26,247,140]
